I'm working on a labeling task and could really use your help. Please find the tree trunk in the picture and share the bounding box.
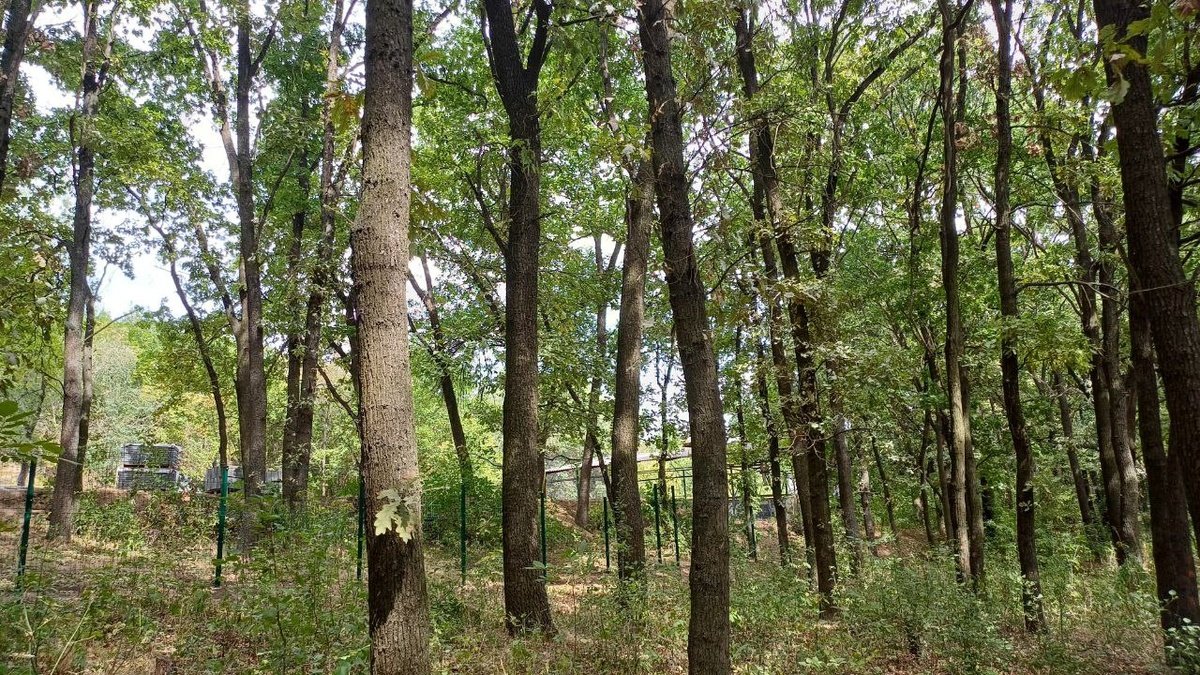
[609,157,652,585]
[1131,286,1200,653]
[1092,0,1200,548]
[871,436,898,538]
[0,0,35,195]
[637,0,730,668]
[833,415,862,572]
[481,0,555,636]
[916,414,937,546]
[72,293,95,495]
[576,235,611,529]
[857,442,877,554]
[989,0,1043,629]
[734,3,810,578]
[1052,372,1102,559]
[1095,194,1142,566]
[49,4,103,539]
[754,338,789,565]
[354,0,431,667]
[283,187,308,506]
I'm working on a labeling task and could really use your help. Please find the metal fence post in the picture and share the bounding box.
[459,477,468,585]
[214,465,228,587]
[602,496,611,571]
[653,484,662,564]
[539,489,548,581]
[16,458,37,588]
[671,485,681,566]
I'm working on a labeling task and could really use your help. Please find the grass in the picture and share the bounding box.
[0,489,1171,673]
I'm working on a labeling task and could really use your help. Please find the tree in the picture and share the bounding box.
[49,0,114,540]
[1092,0,1200,548]
[353,0,431,668]
[989,0,1043,630]
[480,0,555,635]
[637,0,730,670]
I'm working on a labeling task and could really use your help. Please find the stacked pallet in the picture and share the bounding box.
[115,444,184,490]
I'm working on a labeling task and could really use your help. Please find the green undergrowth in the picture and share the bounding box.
[0,492,1170,673]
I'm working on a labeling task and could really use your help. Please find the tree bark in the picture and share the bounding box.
[1131,285,1200,651]
[734,2,811,578]
[833,415,862,572]
[871,436,898,539]
[610,159,652,585]
[49,3,105,539]
[989,0,1043,630]
[354,0,431,667]
[1092,0,1200,548]
[858,447,876,555]
[481,0,555,635]
[72,293,95,495]
[637,0,731,668]
[936,0,975,585]
[1052,373,1103,560]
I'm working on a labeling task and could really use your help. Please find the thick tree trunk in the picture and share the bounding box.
[990,0,1043,630]
[482,0,555,635]
[1131,288,1200,651]
[637,0,730,668]
[233,1,268,541]
[1093,0,1200,548]
[609,158,652,585]
[354,0,431,668]
[49,6,103,539]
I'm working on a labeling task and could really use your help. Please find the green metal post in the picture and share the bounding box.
[16,458,37,588]
[653,484,662,563]
[671,486,681,566]
[459,477,467,585]
[602,496,611,571]
[356,471,365,581]
[539,489,548,581]
[214,465,228,587]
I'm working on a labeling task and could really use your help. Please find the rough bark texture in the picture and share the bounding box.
[72,295,95,495]
[482,0,554,635]
[937,0,974,585]
[1094,190,1142,565]
[609,159,652,584]
[1093,0,1200,548]
[990,0,1043,630]
[354,0,432,668]
[637,0,730,669]
[1131,287,1200,649]
[49,5,103,539]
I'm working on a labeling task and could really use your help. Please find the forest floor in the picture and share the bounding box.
[0,488,1172,674]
